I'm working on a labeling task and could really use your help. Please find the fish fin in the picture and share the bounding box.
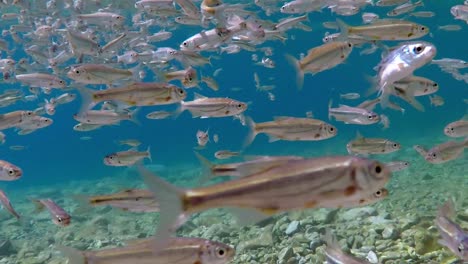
[193,92,207,100]
[335,18,350,41]
[328,99,333,121]
[71,194,93,214]
[273,116,291,121]
[193,151,216,184]
[355,131,364,141]
[438,200,455,218]
[76,86,98,114]
[30,199,45,212]
[323,228,342,252]
[146,146,152,162]
[228,207,272,226]
[137,164,187,253]
[128,108,141,125]
[284,54,304,90]
[242,116,258,149]
[393,86,425,112]
[267,135,280,143]
[172,102,185,120]
[56,245,86,264]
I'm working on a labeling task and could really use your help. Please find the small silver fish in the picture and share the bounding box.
[31,199,71,227]
[435,200,468,260]
[0,160,22,181]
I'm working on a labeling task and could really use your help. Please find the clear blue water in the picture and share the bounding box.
[0,0,466,263]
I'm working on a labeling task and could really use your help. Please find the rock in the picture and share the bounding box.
[277,247,294,264]
[457,209,468,222]
[285,221,299,235]
[382,225,398,239]
[340,207,377,222]
[0,240,16,256]
[236,231,273,251]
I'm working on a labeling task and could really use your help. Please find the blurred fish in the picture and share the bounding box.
[438,25,462,31]
[75,189,159,213]
[0,132,4,144]
[73,109,139,125]
[387,0,423,17]
[15,73,66,89]
[138,156,391,247]
[195,152,304,180]
[67,64,135,85]
[0,190,20,219]
[410,11,435,18]
[9,145,26,151]
[444,118,468,138]
[424,139,467,164]
[201,76,219,91]
[375,0,407,6]
[429,95,445,107]
[118,139,141,147]
[214,150,240,159]
[73,123,103,132]
[104,147,151,167]
[346,132,401,155]
[196,129,209,148]
[324,229,373,264]
[163,67,199,88]
[59,236,235,264]
[0,160,22,181]
[146,111,173,120]
[340,93,360,100]
[385,161,410,172]
[31,199,71,227]
[435,200,468,260]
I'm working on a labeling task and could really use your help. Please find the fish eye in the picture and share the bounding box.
[458,243,464,252]
[57,217,62,223]
[450,127,454,131]
[432,153,436,158]
[375,189,382,197]
[374,164,382,174]
[413,45,424,54]
[348,43,352,47]
[216,247,226,257]
[237,103,244,109]
[59,80,64,84]
[367,115,373,119]
[420,26,426,31]
[329,127,334,132]
[393,143,398,148]
[8,169,14,175]
[433,83,438,87]
[75,70,80,74]
[183,42,188,46]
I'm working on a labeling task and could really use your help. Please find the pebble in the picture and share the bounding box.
[285,220,299,235]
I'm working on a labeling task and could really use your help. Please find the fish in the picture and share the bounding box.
[75,189,159,213]
[73,123,103,132]
[336,19,429,41]
[0,189,20,219]
[385,161,410,172]
[328,101,380,125]
[340,93,360,100]
[67,64,134,85]
[285,41,353,89]
[435,200,468,260]
[163,67,198,88]
[177,93,248,118]
[373,41,436,108]
[104,147,152,167]
[73,109,139,125]
[15,73,66,89]
[424,139,467,164]
[194,152,305,180]
[387,0,424,17]
[137,156,391,248]
[118,139,141,147]
[196,129,210,148]
[429,95,445,107]
[214,150,240,159]
[244,116,337,147]
[31,199,71,227]
[444,119,468,138]
[0,132,5,144]
[78,82,187,111]
[346,132,401,155]
[324,229,373,264]
[58,236,235,264]
[0,160,22,181]
[146,111,173,120]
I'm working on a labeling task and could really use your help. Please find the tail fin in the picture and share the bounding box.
[284,54,304,90]
[71,194,92,214]
[438,200,455,218]
[76,86,98,115]
[56,245,86,264]
[146,146,152,162]
[128,108,141,125]
[335,18,350,41]
[193,151,216,183]
[136,164,187,253]
[171,102,185,120]
[242,116,258,149]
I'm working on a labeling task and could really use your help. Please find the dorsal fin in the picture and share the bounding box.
[193,92,207,100]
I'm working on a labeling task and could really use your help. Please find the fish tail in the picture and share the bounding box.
[394,86,425,112]
[129,63,143,81]
[172,102,185,120]
[146,146,152,162]
[30,199,45,212]
[128,108,141,125]
[438,200,455,218]
[284,54,304,90]
[137,164,187,252]
[242,116,258,149]
[335,18,350,40]
[323,229,341,253]
[71,194,93,214]
[56,245,87,264]
[76,85,97,115]
[193,151,216,183]
[328,99,333,121]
